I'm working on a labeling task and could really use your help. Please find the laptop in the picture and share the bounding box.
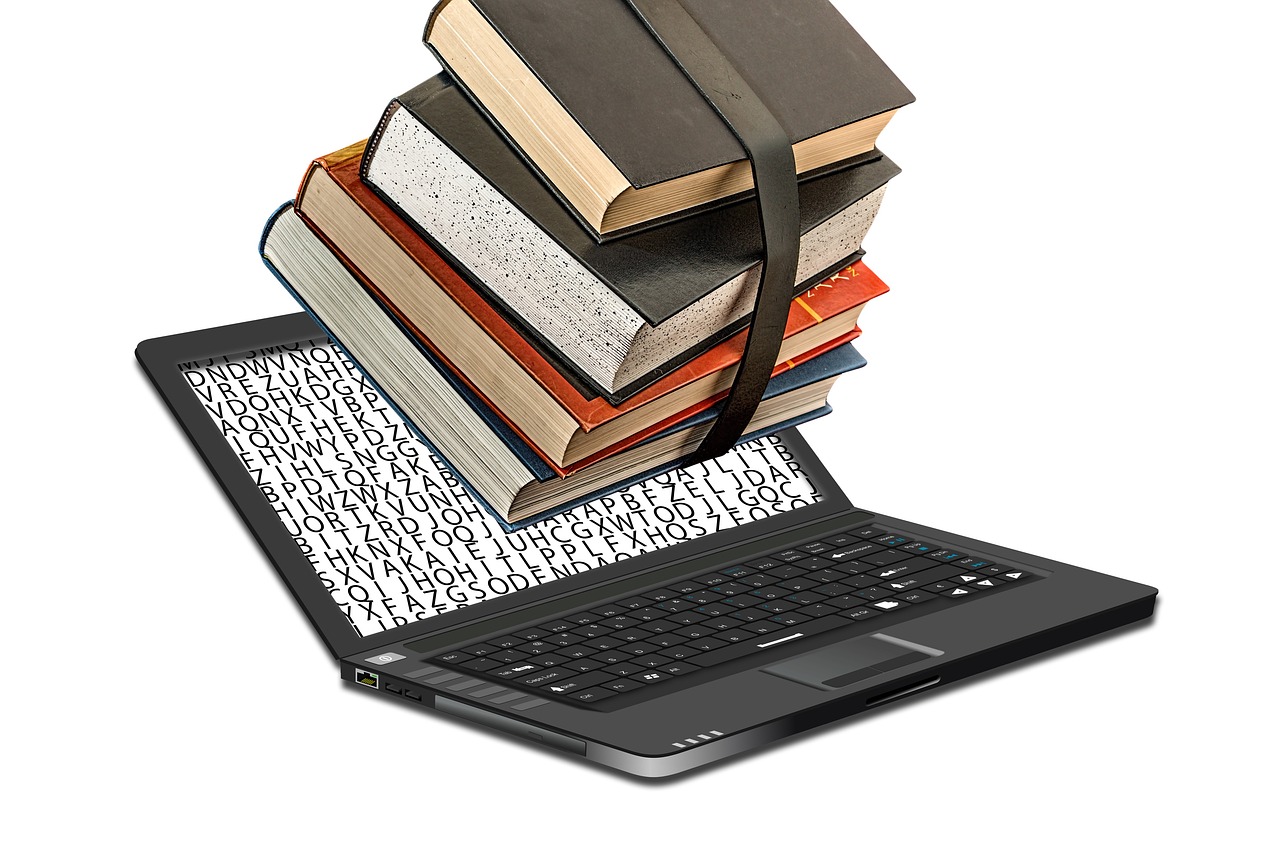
[137,312,1157,777]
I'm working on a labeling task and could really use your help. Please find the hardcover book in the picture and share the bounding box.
[261,205,862,528]
[424,0,914,237]
[299,139,888,470]
[362,75,898,399]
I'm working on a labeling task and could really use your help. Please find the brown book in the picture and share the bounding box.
[296,140,888,472]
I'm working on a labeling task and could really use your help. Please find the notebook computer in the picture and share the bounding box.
[137,312,1157,777]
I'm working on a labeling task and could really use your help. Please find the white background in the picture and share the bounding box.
[5,1,1275,849]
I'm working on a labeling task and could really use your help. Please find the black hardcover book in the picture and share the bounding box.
[425,0,914,237]
[362,75,898,403]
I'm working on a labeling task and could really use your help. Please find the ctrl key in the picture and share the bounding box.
[571,687,614,703]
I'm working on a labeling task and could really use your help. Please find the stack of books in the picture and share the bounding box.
[260,0,912,529]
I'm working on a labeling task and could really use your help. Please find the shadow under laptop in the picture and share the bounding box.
[340,604,1160,784]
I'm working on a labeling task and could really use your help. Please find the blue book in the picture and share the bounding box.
[260,203,863,530]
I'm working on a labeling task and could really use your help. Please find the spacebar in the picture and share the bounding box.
[685,615,853,668]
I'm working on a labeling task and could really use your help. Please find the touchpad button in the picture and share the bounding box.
[762,634,939,690]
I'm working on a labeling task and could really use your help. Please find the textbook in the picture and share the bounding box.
[363,75,898,398]
[299,139,888,469]
[424,0,913,237]
[261,205,863,528]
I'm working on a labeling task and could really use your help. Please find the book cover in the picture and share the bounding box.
[425,0,913,235]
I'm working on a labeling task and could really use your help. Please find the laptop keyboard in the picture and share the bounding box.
[426,524,1038,706]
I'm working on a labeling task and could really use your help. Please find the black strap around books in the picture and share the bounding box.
[622,0,801,464]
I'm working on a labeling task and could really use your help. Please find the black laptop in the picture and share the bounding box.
[138,312,1157,777]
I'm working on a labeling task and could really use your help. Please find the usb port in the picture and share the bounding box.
[404,690,422,702]
[385,683,402,695]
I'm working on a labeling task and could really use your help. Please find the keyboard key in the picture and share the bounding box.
[591,604,629,617]
[844,574,884,589]
[793,556,836,571]
[654,599,697,613]
[899,541,936,554]
[581,637,624,651]
[513,628,549,641]
[693,603,739,617]
[659,662,701,676]
[604,662,645,678]
[951,574,983,584]
[572,688,613,703]
[770,613,812,626]
[721,566,755,578]
[853,587,894,601]
[739,573,777,589]
[603,679,645,693]
[867,557,937,580]
[685,637,729,652]
[823,533,860,546]
[669,611,710,624]
[969,577,1005,590]
[813,582,855,597]
[526,653,569,668]
[731,608,770,622]
[630,608,670,622]
[924,581,957,593]
[881,578,921,592]
[633,654,673,669]
[662,646,699,659]
[641,619,682,634]
[683,614,850,667]
[714,628,756,644]
[894,589,936,603]
[458,657,504,673]
[563,658,606,673]
[610,628,650,644]
[926,550,965,562]
[797,603,841,617]
[784,591,826,606]
[591,649,630,664]
[565,612,601,625]
[806,569,848,584]
[634,671,671,684]
[618,643,659,657]
[849,527,885,539]
[545,633,580,647]
[871,599,910,612]
[615,597,655,610]
[953,557,995,571]
[702,616,744,631]
[764,564,810,580]
[490,663,540,679]
[841,607,881,621]
[1001,570,1030,581]
[939,587,973,599]
[538,621,575,634]
[682,590,722,605]
[571,624,612,639]
[543,673,613,694]
[694,573,734,586]
[597,615,640,630]
[750,586,790,600]
[460,643,499,657]
[756,600,799,614]
[517,640,556,655]
[517,668,573,687]
[827,542,883,561]
[874,534,911,547]
[432,650,472,665]
[667,580,706,595]
[974,565,1006,577]
[743,557,784,571]
[643,589,680,602]
[799,541,832,554]
[707,582,752,597]
[772,549,808,562]
[486,635,524,649]
[558,645,596,659]
[649,634,686,648]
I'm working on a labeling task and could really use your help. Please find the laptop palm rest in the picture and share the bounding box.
[762,633,942,691]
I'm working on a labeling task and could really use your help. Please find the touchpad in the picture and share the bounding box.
[762,633,942,691]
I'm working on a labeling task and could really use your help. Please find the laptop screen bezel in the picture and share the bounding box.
[137,313,855,660]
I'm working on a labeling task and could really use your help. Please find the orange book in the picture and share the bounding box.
[296,141,888,473]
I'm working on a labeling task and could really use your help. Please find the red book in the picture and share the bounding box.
[296,141,888,473]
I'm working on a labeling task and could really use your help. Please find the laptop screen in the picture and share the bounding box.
[181,336,828,639]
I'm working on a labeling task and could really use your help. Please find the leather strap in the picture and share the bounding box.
[622,0,800,463]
